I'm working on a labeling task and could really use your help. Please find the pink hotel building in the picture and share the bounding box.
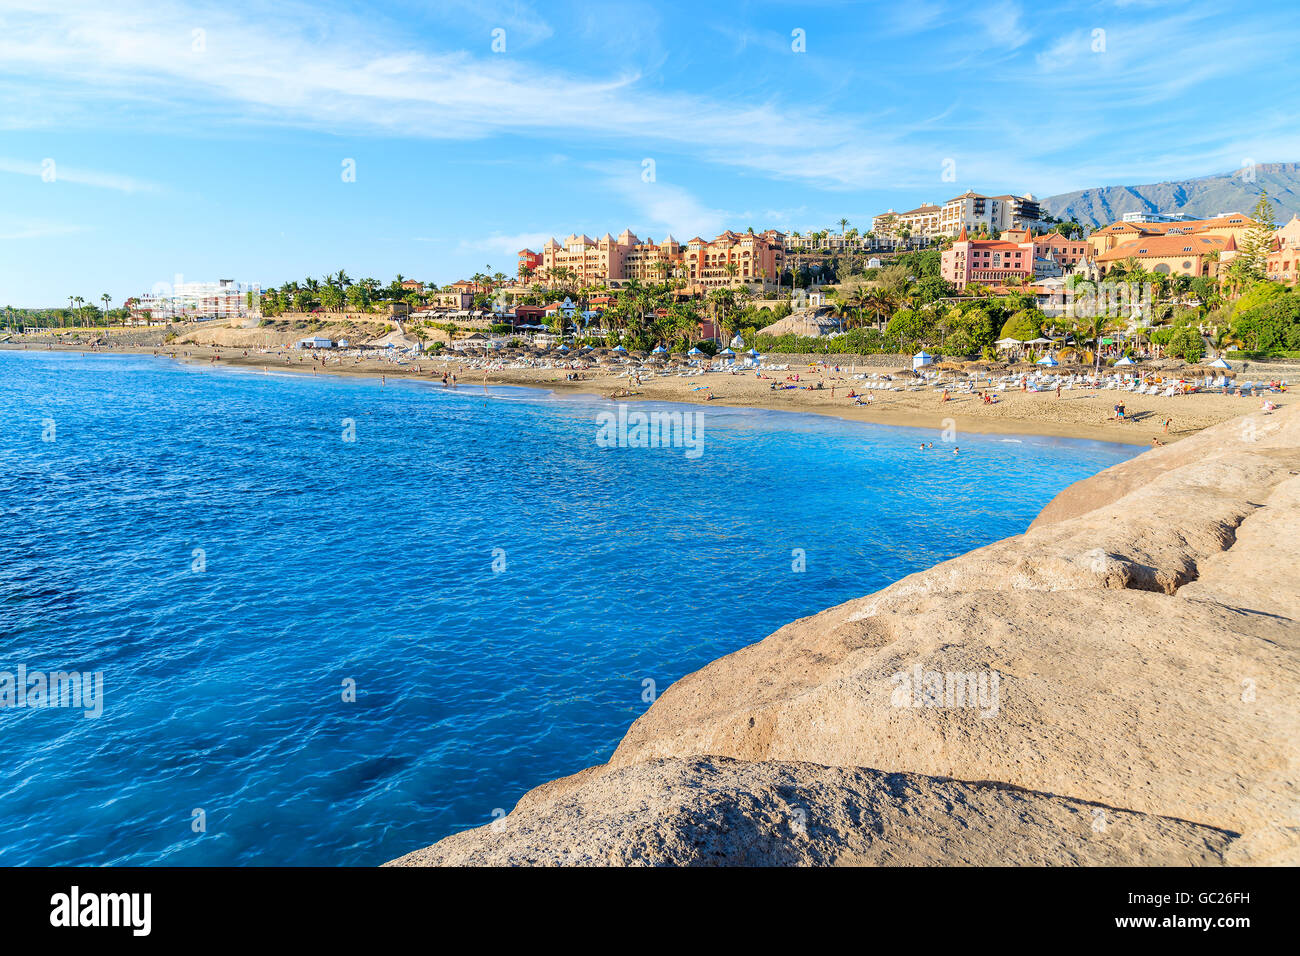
[941,227,1091,290]
[519,229,786,291]
[941,226,1035,289]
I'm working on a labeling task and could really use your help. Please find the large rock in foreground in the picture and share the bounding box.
[390,405,1300,866]
[389,757,1236,866]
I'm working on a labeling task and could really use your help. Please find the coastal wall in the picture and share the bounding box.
[389,402,1299,866]
[755,352,909,367]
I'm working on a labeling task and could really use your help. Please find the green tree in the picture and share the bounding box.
[999,309,1043,342]
[1238,193,1279,279]
[1165,325,1205,362]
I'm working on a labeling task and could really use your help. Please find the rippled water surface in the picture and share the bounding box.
[0,351,1138,865]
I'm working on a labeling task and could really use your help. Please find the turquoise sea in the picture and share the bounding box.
[0,350,1139,865]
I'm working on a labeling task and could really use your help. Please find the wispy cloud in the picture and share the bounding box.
[591,161,730,239]
[0,0,905,189]
[458,232,556,258]
[0,0,1295,205]
[0,218,90,240]
[0,157,161,193]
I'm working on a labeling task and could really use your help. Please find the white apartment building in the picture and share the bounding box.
[875,191,1048,239]
[131,278,261,321]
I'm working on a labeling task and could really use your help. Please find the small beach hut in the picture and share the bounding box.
[912,350,934,370]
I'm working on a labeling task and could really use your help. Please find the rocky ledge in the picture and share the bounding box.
[389,404,1300,866]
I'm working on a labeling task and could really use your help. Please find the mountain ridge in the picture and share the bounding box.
[1041,162,1300,228]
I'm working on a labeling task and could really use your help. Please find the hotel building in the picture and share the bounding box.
[519,228,785,291]
[130,278,260,321]
[874,191,1047,239]
[1085,214,1257,259]
[940,227,1035,289]
[1266,216,1300,285]
[1094,233,1235,278]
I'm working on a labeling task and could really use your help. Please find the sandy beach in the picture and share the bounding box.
[7,340,1288,446]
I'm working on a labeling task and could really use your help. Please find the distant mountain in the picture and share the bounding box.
[1040,162,1300,229]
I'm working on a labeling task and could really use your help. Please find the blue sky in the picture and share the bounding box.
[2,0,1299,306]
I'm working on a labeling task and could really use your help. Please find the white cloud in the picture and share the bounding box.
[0,0,904,189]
[0,218,89,240]
[592,162,730,240]
[458,232,556,258]
[0,157,160,193]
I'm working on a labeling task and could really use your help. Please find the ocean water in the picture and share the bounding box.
[0,350,1139,865]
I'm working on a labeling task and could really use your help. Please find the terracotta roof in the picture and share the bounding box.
[1096,214,1256,236]
[1095,234,1229,261]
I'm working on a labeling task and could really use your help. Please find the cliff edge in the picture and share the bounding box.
[389,405,1300,866]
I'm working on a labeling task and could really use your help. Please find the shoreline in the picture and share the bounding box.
[9,341,1276,446]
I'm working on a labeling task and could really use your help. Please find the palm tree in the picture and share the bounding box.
[101,294,111,337]
[1074,311,1117,379]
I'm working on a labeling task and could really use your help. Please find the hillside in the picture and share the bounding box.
[1041,162,1300,228]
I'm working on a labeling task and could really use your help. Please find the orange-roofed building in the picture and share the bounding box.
[941,226,1035,289]
[1086,213,1257,258]
[517,249,543,277]
[1094,233,1231,277]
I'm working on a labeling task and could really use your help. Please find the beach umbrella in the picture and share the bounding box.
[1209,357,1231,369]
[720,347,735,357]
[613,344,628,353]
[994,337,1022,348]
[1027,337,1052,346]
[1113,356,1134,366]
[1036,354,1059,366]
[652,344,668,354]
[688,347,704,356]
[556,344,569,352]
[748,348,761,357]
